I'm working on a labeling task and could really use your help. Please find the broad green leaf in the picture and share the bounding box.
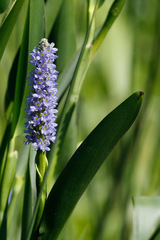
[49,0,76,72]
[0,138,18,226]
[54,0,126,106]
[4,49,19,111]
[41,91,144,240]
[0,4,28,179]
[56,50,80,101]
[46,0,63,37]
[21,146,36,239]
[0,123,11,181]
[47,0,77,189]
[48,0,126,180]
[98,0,106,8]
[19,0,45,237]
[11,6,29,136]
[14,0,45,137]
[0,0,27,60]
[6,144,29,240]
[0,134,27,232]
[133,196,160,240]
[53,108,78,180]
[47,0,99,192]
[0,0,10,13]
[7,186,24,240]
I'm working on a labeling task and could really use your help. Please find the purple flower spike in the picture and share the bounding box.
[25,38,58,152]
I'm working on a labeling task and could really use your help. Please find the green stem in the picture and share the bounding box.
[34,150,48,233]
[92,0,126,56]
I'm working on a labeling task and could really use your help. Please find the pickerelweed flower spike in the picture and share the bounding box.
[25,38,58,151]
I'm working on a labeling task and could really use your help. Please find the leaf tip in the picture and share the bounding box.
[139,91,144,97]
[137,91,144,101]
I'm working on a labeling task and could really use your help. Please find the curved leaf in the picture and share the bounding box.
[41,91,144,240]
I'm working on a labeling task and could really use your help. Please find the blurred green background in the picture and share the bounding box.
[0,0,160,239]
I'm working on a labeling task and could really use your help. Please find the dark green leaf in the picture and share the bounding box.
[14,0,45,137]
[21,146,36,239]
[45,0,63,37]
[47,1,98,190]
[49,0,76,72]
[41,91,144,240]
[0,0,27,60]
[0,123,11,179]
[11,7,29,136]
[98,0,106,8]
[57,51,80,101]
[54,108,78,179]
[0,0,10,13]
[4,49,20,112]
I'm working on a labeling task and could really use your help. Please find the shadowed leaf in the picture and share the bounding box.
[41,91,144,240]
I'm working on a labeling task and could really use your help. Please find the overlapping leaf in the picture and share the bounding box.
[41,91,144,240]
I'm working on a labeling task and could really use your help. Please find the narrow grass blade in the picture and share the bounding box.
[41,91,144,240]
[0,0,27,60]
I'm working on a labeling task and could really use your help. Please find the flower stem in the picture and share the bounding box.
[34,150,48,232]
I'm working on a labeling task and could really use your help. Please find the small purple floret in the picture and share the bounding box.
[25,38,58,152]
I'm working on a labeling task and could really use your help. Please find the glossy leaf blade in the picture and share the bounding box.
[41,91,144,240]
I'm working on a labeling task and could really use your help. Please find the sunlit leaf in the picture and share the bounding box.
[41,91,144,240]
